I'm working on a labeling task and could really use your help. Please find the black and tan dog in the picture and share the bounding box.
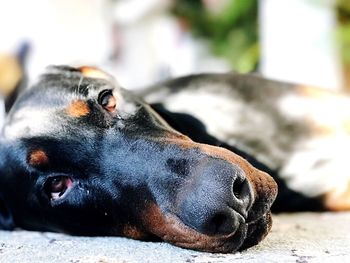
[0,66,347,253]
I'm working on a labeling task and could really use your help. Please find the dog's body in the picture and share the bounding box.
[0,66,348,253]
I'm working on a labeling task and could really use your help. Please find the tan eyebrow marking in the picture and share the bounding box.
[29,149,49,166]
[78,66,110,80]
[66,100,90,117]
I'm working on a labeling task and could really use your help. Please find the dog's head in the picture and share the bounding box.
[0,66,277,253]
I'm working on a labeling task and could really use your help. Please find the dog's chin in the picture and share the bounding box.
[141,203,272,253]
[165,212,272,253]
[161,220,247,253]
[239,211,273,251]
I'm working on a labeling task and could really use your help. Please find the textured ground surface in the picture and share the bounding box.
[1,212,350,263]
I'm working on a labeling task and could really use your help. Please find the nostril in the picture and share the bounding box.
[211,213,226,232]
[231,177,253,217]
[232,178,245,199]
[209,212,238,235]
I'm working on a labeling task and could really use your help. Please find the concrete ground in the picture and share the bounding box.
[1,212,349,263]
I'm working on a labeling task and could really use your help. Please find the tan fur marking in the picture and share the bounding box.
[142,203,235,252]
[29,149,49,166]
[0,55,22,96]
[142,202,272,252]
[122,225,148,240]
[79,66,109,80]
[66,100,90,117]
[309,123,335,136]
[296,85,340,99]
[324,183,350,211]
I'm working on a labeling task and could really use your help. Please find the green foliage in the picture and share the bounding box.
[337,0,350,63]
[173,0,259,73]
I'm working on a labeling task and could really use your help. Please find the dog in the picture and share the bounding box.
[0,65,347,253]
[0,66,277,253]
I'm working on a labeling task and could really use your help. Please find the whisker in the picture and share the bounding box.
[78,75,84,91]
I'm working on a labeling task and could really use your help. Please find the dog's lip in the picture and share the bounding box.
[245,169,278,222]
[154,215,248,253]
[141,203,251,253]
[238,211,273,251]
[159,209,273,253]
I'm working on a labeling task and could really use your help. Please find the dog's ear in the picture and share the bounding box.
[0,42,29,113]
[0,142,15,230]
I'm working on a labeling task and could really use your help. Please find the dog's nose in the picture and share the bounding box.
[177,158,253,236]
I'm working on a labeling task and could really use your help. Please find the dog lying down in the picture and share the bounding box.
[0,66,349,253]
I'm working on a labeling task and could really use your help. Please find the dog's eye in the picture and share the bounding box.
[45,176,73,201]
[98,90,116,112]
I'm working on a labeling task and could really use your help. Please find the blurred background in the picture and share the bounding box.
[1,0,350,126]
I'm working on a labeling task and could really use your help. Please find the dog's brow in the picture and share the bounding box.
[66,100,90,117]
[79,66,110,80]
[28,149,49,166]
